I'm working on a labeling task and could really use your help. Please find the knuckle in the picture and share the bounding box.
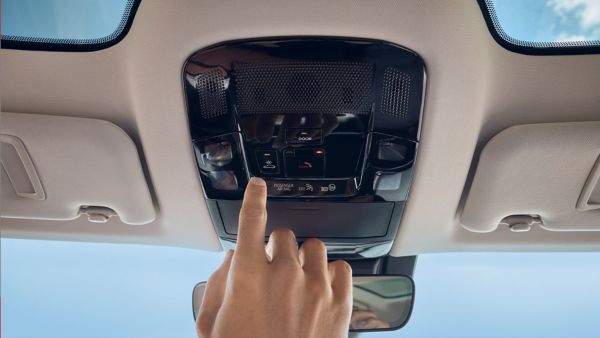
[206,271,222,286]
[196,313,210,337]
[196,313,213,337]
[335,293,353,312]
[273,261,302,278]
[270,227,296,240]
[301,238,326,254]
[239,207,265,220]
[306,277,330,297]
[331,260,352,275]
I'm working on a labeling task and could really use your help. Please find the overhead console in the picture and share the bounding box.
[183,38,425,257]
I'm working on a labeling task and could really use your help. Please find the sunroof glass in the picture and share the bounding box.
[480,0,600,53]
[1,0,140,51]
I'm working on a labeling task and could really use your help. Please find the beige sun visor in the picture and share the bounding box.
[1,112,156,225]
[461,122,600,233]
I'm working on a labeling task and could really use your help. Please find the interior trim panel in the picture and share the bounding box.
[2,0,600,254]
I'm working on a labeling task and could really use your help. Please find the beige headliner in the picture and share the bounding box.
[2,0,600,255]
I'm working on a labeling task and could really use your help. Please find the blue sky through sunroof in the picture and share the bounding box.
[3,0,599,45]
[491,0,600,42]
[1,0,129,41]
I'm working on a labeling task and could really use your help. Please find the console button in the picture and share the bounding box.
[268,181,297,195]
[319,182,339,194]
[265,179,357,197]
[286,156,324,177]
[266,181,318,197]
[286,128,322,144]
[284,148,325,177]
[256,150,279,174]
[297,182,317,194]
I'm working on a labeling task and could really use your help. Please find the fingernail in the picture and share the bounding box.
[249,176,266,186]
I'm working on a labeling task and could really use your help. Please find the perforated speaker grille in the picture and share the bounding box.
[233,62,373,115]
[382,68,411,119]
[196,68,228,119]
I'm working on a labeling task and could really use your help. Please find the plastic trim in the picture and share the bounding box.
[0,134,46,200]
[577,155,600,211]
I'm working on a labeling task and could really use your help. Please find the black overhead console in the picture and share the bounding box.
[183,38,426,258]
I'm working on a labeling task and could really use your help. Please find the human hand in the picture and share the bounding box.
[196,177,353,338]
[349,309,391,330]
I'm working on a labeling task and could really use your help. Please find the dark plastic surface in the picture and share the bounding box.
[265,179,357,198]
[218,200,394,238]
[184,38,425,201]
[184,38,425,257]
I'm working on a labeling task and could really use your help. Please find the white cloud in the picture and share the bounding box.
[554,33,587,41]
[549,0,600,30]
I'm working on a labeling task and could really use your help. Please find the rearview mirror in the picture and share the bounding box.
[192,275,414,332]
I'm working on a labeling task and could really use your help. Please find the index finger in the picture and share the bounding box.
[235,177,268,262]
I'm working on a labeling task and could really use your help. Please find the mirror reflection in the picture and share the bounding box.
[350,275,414,331]
[192,275,414,332]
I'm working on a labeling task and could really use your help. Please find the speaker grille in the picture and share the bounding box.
[382,68,411,119]
[233,62,374,115]
[196,68,228,119]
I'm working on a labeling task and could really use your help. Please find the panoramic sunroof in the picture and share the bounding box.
[479,0,600,54]
[1,0,140,51]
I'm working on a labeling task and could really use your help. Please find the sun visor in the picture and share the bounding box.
[1,112,156,225]
[461,121,600,233]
